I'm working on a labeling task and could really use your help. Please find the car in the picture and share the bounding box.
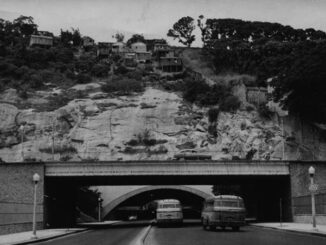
[128,215,138,221]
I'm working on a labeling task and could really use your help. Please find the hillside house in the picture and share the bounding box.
[145,39,167,51]
[97,42,113,57]
[29,34,53,47]
[136,52,152,63]
[112,42,126,53]
[131,42,147,53]
[123,52,137,67]
[82,36,95,47]
[158,57,183,72]
[153,43,171,60]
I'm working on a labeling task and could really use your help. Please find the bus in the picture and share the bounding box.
[201,195,246,231]
[156,199,183,226]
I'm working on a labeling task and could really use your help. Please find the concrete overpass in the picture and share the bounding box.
[44,160,289,185]
[1,160,326,234]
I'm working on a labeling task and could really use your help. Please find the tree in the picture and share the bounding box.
[60,28,82,46]
[126,34,145,46]
[272,41,326,123]
[167,16,196,47]
[71,28,82,46]
[60,29,73,46]
[113,32,125,42]
[13,15,37,37]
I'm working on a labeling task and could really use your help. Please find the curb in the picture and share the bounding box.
[250,224,326,238]
[10,229,90,245]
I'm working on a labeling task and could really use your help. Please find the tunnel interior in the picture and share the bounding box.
[105,189,205,220]
[44,175,291,228]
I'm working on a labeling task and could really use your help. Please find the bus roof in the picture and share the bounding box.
[157,199,181,204]
[205,195,243,201]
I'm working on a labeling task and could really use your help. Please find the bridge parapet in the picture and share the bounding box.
[45,160,290,177]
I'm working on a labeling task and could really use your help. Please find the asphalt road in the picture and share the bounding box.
[145,225,326,245]
[35,222,326,245]
[37,221,151,245]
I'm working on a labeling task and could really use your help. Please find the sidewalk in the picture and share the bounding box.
[77,220,121,228]
[0,221,122,245]
[0,228,87,245]
[252,222,326,237]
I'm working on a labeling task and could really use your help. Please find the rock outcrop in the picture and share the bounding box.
[0,83,286,162]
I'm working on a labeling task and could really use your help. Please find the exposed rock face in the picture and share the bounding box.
[0,84,286,162]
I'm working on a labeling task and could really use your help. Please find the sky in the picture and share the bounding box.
[1,0,326,46]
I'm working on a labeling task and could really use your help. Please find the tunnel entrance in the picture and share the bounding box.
[106,188,206,220]
[44,175,291,228]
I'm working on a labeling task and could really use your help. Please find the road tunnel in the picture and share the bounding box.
[44,174,292,228]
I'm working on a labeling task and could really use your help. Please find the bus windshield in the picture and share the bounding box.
[159,204,181,209]
[214,200,244,208]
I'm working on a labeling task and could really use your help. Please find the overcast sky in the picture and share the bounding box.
[1,0,326,46]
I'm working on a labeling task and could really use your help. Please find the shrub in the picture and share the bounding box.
[0,61,18,76]
[91,63,109,77]
[208,107,220,122]
[114,65,128,75]
[183,78,211,103]
[258,104,273,119]
[39,145,77,154]
[45,92,72,111]
[13,65,29,79]
[29,73,44,89]
[220,95,241,112]
[76,73,92,84]
[246,105,255,112]
[18,90,28,99]
[101,78,143,95]
[126,70,143,81]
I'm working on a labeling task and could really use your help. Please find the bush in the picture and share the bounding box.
[18,90,28,99]
[39,145,77,154]
[13,65,29,79]
[0,61,18,76]
[101,78,144,95]
[91,63,109,77]
[114,65,128,75]
[76,73,92,84]
[208,107,220,122]
[258,104,273,119]
[183,78,231,106]
[29,73,44,89]
[126,70,143,81]
[220,95,241,112]
[246,105,255,112]
[183,79,211,103]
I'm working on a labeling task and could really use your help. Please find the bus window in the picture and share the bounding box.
[214,200,243,207]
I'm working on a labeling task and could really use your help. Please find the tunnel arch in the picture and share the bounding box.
[102,185,211,219]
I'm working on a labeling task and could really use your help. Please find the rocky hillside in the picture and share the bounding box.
[0,76,285,162]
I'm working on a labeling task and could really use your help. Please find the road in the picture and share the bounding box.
[36,222,326,245]
[145,224,326,245]
[36,221,151,245]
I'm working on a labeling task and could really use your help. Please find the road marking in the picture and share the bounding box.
[127,225,152,245]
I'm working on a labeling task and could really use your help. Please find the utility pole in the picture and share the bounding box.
[308,166,317,229]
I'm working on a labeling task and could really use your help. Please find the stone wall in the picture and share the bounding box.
[0,163,45,235]
[289,161,326,225]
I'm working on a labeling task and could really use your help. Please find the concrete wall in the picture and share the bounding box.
[289,162,326,225]
[0,163,44,235]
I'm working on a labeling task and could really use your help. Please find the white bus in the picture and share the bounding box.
[201,195,246,231]
[156,199,183,226]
